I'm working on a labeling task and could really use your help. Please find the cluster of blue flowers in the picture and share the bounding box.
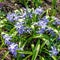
[1,32,25,57]
[3,6,60,57]
[1,33,18,56]
[7,13,20,22]
[15,22,25,34]
[15,22,32,34]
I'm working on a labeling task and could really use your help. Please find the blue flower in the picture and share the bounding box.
[8,43,18,57]
[49,46,59,56]
[17,26,25,34]
[57,35,60,40]
[36,28,45,34]
[38,20,47,28]
[52,17,60,25]
[53,21,60,25]
[34,6,43,15]
[7,13,20,22]
[42,16,49,23]
[38,16,49,28]
[2,34,12,45]
[20,10,32,19]
[46,28,56,36]
[54,21,60,25]
[19,12,26,19]
[50,30,55,37]
[15,22,25,34]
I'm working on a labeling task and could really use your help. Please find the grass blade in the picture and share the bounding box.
[17,50,32,55]
[32,40,40,60]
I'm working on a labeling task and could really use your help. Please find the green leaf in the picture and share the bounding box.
[0,0,4,2]
[40,40,48,51]
[41,56,45,60]
[17,50,32,55]
[33,34,43,38]
[32,40,40,60]
[52,56,57,60]
[51,0,57,16]
[52,0,57,8]
[23,55,31,60]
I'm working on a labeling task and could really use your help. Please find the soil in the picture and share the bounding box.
[1,0,60,19]
[0,49,11,60]
[44,0,60,19]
